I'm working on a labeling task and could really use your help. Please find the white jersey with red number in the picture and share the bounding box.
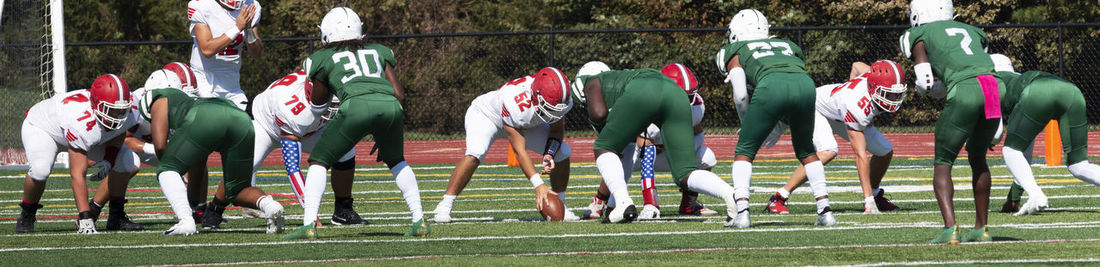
[815,73,880,131]
[252,71,327,139]
[642,94,705,145]
[187,0,261,98]
[25,90,137,151]
[472,75,544,129]
[129,88,154,142]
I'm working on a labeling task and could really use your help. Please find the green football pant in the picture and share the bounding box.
[310,94,405,167]
[1003,78,1088,164]
[734,72,817,161]
[592,74,697,187]
[157,99,254,203]
[934,77,1004,165]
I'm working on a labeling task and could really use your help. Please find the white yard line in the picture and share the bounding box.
[813,258,1100,267]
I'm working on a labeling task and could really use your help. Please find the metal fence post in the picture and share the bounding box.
[1058,26,1064,77]
[549,33,555,67]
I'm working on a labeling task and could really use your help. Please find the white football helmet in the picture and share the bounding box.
[571,61,611,104]
[909,0,954,27]
[320,7,363,45]
[990,53,1015,73]
[323,95,340,121]
[144,70,184,91]
[728,9,769,43]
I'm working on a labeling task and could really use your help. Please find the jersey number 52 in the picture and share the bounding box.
[332,49,383,83]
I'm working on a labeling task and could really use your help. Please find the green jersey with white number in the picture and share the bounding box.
[137,89,196,130]
[900,21,994,89]
[715,38,806,86]
[994,70,1064,115]
[303,43,397,100]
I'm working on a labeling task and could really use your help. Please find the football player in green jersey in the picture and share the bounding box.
[283,7,426,239]
[988,54,1100,216]
[142,89,286,236]
[716,9,835,228]
[900,0,1004,244]
[571,61,738,224]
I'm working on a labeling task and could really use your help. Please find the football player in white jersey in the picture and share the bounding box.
[188,0,262,109]
[250,70,366,225]
[762,60,906,215]
[432,67,576,223]
[582,63,720,220]
[16,74,139,234]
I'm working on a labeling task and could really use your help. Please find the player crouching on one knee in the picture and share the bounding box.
[583,63,720,220]
[987,54,1100,216]
[250,70,365,226]
[433,67,576,223]
[284,7,427,239]
[573,61,739,224]
[17,74,140,234]
[764,60,906,215]
[139,77,285,236]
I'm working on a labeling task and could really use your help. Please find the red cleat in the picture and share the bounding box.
[764,192,790,214]
[678,191,717,216]
[874,189,900,211]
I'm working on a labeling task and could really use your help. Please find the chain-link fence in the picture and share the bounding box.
[3,24,1099,164]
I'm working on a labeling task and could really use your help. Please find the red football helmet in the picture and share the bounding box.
[532,67,572,124]
[218,0,243,10]
[88,74,131,130]
[162,62,198,96]
[866,60,907,113]
[660,63,698,101]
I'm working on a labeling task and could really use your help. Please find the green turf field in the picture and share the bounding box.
[1,156,1099,266]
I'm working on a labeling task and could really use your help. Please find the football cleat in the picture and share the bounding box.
[725,208,751,228]
[863,197,881,214]
[874,189,900,211]
[432,205,453,224]
[638,204,661,220]
[88,200,105,222]
[106,199,143,231]
[405,219,431,237]
[562,209,580,222]
[815,207,837,226]
[1000,200,1020,213]
[163,219,198,236]
[764,192,790,214]
[266,207,286,234]
[201,201,227,229]
[603,204,637,224]
[583,198,606,220]
[15,202,42,233]
[930,225,960,244]
[961,227,993,243]
[281,222,318,240]
[1014,196,1048,216]
[331,198,368,225]
[679,192,719,216]
[192,202,206,224]
[241,207,264,219]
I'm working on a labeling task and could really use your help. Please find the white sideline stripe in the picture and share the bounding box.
[813,258,1100,267]
[5,221,1100,253]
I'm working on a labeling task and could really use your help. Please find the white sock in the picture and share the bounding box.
[804,161,829,199]
[872,188,882,196]
[437,194,457,210]
[864,196,875,205]
[1068,161,1100,186]
[392,161,424,222]
[816,198,830,214]
[301,164,328,225]
[686,170,735,199]
[777,188,791,199]
[256,195,283,217]
[597,153,632,206]
[157,171,193,222]
[1004,146,1046,198]
[731,160,752,200]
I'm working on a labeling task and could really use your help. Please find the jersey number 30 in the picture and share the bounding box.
[332,49,383,83]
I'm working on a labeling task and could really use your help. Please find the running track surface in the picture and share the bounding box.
[242,132,1100,167]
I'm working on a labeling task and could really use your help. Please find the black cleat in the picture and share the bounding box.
[106,199,144,231]
[192,202,206,224]
[1000,199,1020,213]
[16,202,42,233]
[331,198,368,225]
[89,200,105,222]
[201,201,227,229]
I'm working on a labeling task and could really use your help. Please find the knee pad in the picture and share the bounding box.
[697,146,717,169]
[333,156,355,171]
[27,162,52,182]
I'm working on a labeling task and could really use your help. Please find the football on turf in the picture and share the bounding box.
[539,197,565,221]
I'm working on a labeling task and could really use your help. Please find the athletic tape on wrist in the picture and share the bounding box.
[529,174,545,188]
